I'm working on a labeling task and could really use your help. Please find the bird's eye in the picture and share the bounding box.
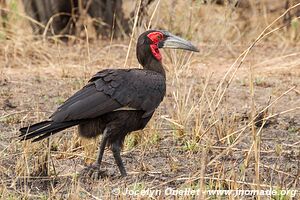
[157,35,162,40]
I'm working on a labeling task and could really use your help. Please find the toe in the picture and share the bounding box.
[91,170,99,180]
[80,164,108,180]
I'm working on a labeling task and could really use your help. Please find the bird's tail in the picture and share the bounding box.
[19,120,80,142]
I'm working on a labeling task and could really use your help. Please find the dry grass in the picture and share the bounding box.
[0,0,300,199]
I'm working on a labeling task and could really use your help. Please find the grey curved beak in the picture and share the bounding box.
[158,32,199,52]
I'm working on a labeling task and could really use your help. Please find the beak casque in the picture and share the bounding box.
[158,31,199,52]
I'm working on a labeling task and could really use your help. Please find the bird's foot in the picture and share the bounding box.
[80,164,108,180]
[120,171,127,177]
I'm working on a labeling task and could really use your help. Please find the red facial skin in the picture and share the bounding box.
[147,32,164,61]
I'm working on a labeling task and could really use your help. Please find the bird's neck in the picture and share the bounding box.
[143,58,166,77]
[136,44,166,77]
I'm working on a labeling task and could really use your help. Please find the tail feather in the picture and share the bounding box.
[32,127,69,142]
[19,120,80,141]
[19,121,52,136]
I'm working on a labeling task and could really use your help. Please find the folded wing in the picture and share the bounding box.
[51,69,166,122]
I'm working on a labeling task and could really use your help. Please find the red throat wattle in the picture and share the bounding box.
[147,32,164,62]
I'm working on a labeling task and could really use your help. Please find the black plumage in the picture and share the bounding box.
[20,30,198,178]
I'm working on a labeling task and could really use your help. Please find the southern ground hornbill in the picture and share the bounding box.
[19,30,199,178]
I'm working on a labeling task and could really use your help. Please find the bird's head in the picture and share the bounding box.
[137,30,199,65]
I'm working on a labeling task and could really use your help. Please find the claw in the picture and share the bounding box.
[80,164,108,180]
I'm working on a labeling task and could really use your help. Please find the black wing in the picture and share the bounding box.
[51,69,166,122]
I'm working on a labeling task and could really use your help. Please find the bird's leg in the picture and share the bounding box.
[111,142,127,177]
[95,128,109,166]
[81,128,110,179]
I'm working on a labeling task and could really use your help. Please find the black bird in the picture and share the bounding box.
[19,30,199,178]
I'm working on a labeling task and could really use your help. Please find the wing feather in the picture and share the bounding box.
[50,69,166,122]
[51,84,121,122]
